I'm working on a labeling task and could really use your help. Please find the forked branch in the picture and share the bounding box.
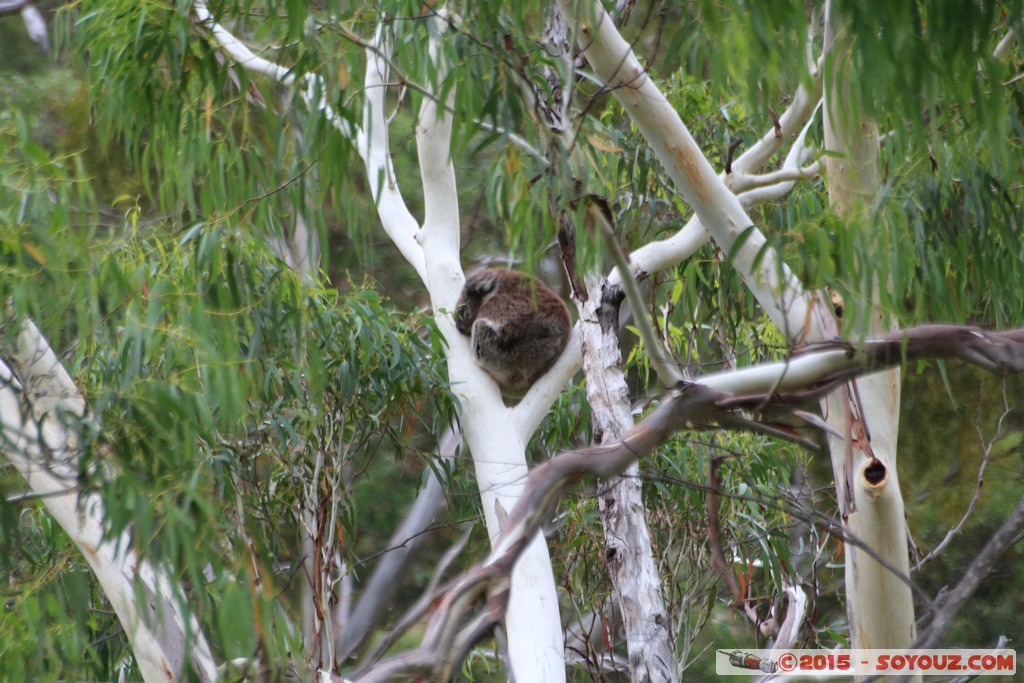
[340,324,1024,681]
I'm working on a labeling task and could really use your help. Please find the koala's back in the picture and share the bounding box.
[458,269,571,397]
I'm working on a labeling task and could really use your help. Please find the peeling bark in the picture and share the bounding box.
[350,323,1024,681]
[577,273,677,683]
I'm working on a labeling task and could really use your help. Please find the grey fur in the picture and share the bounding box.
[454,268,571,398]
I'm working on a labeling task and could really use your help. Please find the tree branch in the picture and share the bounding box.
[517,13,825,436]
[0,321,218,683]
[351,323,1024,681]
[193,1,357,142]
[914,491,1024,649]
[416,11,463,307]
[192,2,428,281]
[729,104,822,196]
[360,24,427,282]
[557,0,841,350]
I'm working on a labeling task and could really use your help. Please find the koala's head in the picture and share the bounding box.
[454,269,503,335]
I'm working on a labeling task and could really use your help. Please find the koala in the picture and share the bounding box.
[454,268,572,398]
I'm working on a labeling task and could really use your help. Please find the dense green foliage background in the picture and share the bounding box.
[1,1,1022,680]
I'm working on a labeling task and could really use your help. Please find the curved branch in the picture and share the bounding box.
[730,103,822,195]
[362,24,427,281]
[193,2,358,142]
[192,3,427,281]
[735,160,822,205]
[912,491,1024,650]
[559,0,828,344]
[357,324,1024,681]
[605,85,823,292]
[1,322,218,683]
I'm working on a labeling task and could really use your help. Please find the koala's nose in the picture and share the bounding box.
[454,304,470,334]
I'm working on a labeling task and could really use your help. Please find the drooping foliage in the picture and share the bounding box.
[1,0,1023,679]
[1,112,450,678]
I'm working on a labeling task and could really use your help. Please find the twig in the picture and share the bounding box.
[591,201,685,387]
[914,381,1012,569]
[915,491,1024,648]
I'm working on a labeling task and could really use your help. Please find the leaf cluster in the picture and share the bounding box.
[1,173,451,676]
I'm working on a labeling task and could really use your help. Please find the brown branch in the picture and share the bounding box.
[707,456,744,605]
[914,491,1024,649]
[725,136,743,174]
[809,325,1024,372]
[348,324,1024,681]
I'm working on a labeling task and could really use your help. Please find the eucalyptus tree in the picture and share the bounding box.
[2,1,1023,682]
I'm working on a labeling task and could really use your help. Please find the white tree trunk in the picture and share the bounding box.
[387,19,569,681]
[194,9,569,677]
[557,0,919,669]
[0,321,217,683]
[822,1,917,670]
[577,274,677,682]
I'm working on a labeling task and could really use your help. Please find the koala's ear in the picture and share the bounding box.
[466,270,499,297]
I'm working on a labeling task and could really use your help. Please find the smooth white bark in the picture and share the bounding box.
[822,1,916,666]
[377,17,567,681]
[194,2,427,281]
[195,8,568,676]
[1,321,217,683]
[362,29,427,282]
[557,0,826,343]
